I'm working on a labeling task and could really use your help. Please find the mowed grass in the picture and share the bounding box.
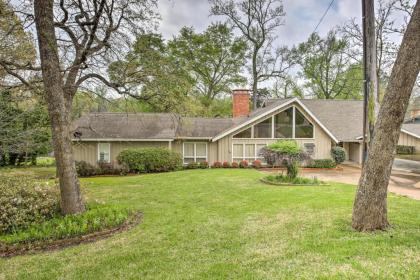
[0,168,419,279]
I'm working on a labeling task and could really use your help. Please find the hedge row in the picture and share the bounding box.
[117,148,182,173]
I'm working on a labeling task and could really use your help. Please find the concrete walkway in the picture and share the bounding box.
[267,165,420,200]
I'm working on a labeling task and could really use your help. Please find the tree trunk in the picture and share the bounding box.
[34,0,85,214]
[352,0,420,231]
[252,47,258,110]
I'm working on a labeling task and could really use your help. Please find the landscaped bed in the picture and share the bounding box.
[0,176,140,257]
[0,167,419,279]
[261,173,326,186]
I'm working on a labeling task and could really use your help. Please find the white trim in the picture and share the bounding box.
[212,98,339,143]
[292,106,296,138]
[401,129,420,139]
[182,142,208,164]
[73,138,174,142]
[97,142,111,163]
[176,137,212,140]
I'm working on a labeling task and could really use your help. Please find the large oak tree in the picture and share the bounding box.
[352,0,420,231]
[0,0,157,214]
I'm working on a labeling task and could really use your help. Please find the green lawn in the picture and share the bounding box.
[1,169,419,279]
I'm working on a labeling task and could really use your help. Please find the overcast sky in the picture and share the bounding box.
[157,0,362,46]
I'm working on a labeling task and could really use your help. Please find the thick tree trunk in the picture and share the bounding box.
[352,0,420,231]
[34,0,85,214]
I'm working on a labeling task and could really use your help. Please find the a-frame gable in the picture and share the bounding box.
[211,98,339,143]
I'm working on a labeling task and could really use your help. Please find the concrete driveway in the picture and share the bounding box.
[295,165,420,200]
[393,158,420,173]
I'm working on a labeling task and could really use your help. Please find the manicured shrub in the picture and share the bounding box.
[331,146,346,164]
[212,161,222,168]
[186,162,199,169]
[199,161,209,169]
[231,162,239,168]
[98,161,128,175]
[0,176,60,234]
[252,160,262,169]
[260,140,309,179]
[396,145,415,155]
[222,161,231,168]
[308,159,337,168]
[239,160,248,168]
[76,161,127,177]
[76,161,99,177]
[117,148,182,173]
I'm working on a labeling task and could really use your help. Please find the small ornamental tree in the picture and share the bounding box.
[260,140,310,179]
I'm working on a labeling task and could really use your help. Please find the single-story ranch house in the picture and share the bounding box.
[71,90,420,166]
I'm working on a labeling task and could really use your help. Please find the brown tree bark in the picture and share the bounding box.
[34,0,85,214]
[352,0,420,231]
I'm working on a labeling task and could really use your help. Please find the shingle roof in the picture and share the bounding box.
[402,123,420,139]
[71,113,179,140]
[72,99,420,142]
[300,99,364,142]
[177,117,235,138]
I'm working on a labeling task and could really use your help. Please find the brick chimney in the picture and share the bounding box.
[232,89,250,118]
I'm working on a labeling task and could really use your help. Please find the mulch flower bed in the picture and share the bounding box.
[0,212,143,258]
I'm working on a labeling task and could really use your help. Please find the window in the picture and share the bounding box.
[295,109,314,138]
[233,127,252,138]
[98,143,110,163]
[232,143,266,162]
[232,106,314,140]
[274,107,293,138]
[254,118,272,138]
[183,142,207,164]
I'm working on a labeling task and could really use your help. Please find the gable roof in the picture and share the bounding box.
[72,99,420,142]
[300,99,363,142]
[211,98,340,142]
[402,124,420,139]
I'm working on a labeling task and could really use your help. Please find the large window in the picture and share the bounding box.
[254,118,272,138]
[232,106,314,139]
[295,109,314,138]
[183,142,207,164]
[98,143,110,163]
[233,143,266,162]
[274,107,293,138]
[233,127,252,138]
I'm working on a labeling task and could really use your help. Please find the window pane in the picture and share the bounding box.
[295,109,314,138]
[275,107,293,138]
[233,127,252,138]
[244,144,255,157]
[196,143,207,157]
[196,157,207,163]
[184,143,194,157]
[233,144,243,157]
[254,118,272,138]
[98,143,110,162]
[184,158,195,163]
